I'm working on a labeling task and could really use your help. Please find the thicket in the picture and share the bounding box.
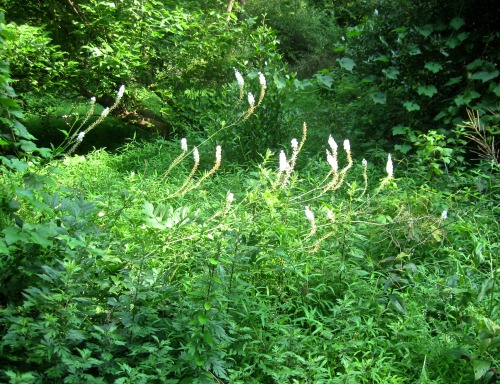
[1,1,499,383]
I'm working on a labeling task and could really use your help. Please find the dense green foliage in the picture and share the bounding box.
[1,1,499,383]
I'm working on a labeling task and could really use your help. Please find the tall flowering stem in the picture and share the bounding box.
[67,85,125,155]
[163,138,188,179]
[375,153,394,194]
[183,145,222,194]
[277,123,308,190]
[170,147,200,198]
[304,205,317,239]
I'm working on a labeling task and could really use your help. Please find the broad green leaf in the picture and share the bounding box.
[467,59,484,70]
[395,144,412,154]
[424,62,443,73]
[445,37,461,48]
[337,57,356,72]
[0,239,9,254]
[416,24,433,37]
[374,55,389,62]
[417,84,438,98]
[472,359,491,380]
[403,101,420,111]
[382,67,400,79]
[392,125,407,136]
[408,45,421,55]
[450,17,465,30]
[197,312,209,325]
[361,75,376,83]
[454,90,481,106]
[471,70,499,83]
[491,82,500,97]
[444,76,462,86]
[370,91,386,104]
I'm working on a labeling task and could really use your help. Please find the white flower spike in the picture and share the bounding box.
[247,92,255,106]
[180,138,188,152]
[386,154,393,178]
[234,69,244,87]
[258,72,267,89]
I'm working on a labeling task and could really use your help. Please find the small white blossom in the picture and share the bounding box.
[258,72,267,89]
[234,69,244,87]
[279,150,289,172]
[326,150,338,171]
[441,210,448,220]
[101,107,110,117]
[193,147,200,163]
[62,114,68,119]
[305,206,315,224]
[215,145,222,163]
[180,138,188,152]
[117,84,125,98]
[98,211,105,217]
[362,158,368,167]
[343,139,351,153]
[90,96,96,103]
[291,138,299,151]
[247,92,255,106]
[227,192,234,204]
[326,209,335,221]
[386,153,393,178]
[76,132,85,143]
[328,135,337,152]
[374,9,379,15]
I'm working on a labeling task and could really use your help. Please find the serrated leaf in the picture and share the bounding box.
[417,84,438,98]
[370,91,387,104]
[454,90,481,106]
[403,101,420,111]
[424,62,443,73]
[337,57,356,72]
[471,70,499,83]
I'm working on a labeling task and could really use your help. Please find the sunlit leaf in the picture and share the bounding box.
[403,101,420,111]
[337,57,356,72]
[472,359,491,380]
[424,62,443,73]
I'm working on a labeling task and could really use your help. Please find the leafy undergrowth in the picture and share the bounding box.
[1,136,498,384]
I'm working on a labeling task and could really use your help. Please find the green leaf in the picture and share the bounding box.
[491,82,500,97]
[382,67,400,79]
[472,359,491,380]
[337,57,356,72]
[361,75,376,83]
[408,45,421,55]
[392,125,408,135]
[444,76,462,87]
[403,101,420,111]
[204,302,211,311]
[370,91,386,104]
[471,70,499,83]
[424,62,443,73]
[450,17,465,30]
[416,24,433,37]
[454,90,481,106]
[467,59,484,70]
[0,239,9,254]
[395,144,412,154]
[197,312,209,325]
[417,84,438,98]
